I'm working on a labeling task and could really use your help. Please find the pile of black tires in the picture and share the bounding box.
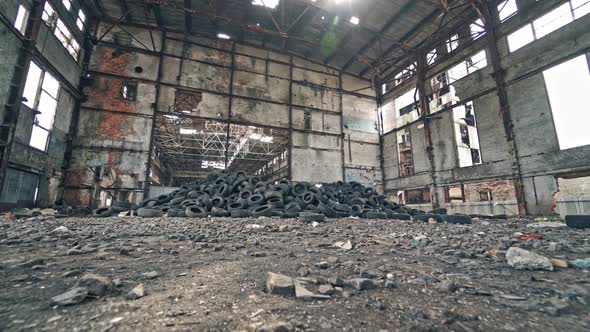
[93,171,470,223]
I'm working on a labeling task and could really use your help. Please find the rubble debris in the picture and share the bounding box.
[76,273,112,296]
[127,284,146,300]
[506,247,554,271]
[266,272,294,296]
[333,241,353,250]
[50,287,88,306]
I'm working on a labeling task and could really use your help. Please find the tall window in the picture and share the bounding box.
[62,0,72,10]
[454,102,482,167]
[14,5,29,34]
[41,2,80,60]
[76,8,86,31]
[22,62,60,151]
[397,128,414,177]
[543,55,590,150]
[447,50,488,83]
[395,88,419,127]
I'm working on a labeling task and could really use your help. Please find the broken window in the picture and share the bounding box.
[543,55,590,150]
[41,2,80,60]
[174,89,202,113]
[397,128,414,177]
[446,34,459,53]
[446,185,465,203]
[405,189,431,204]
[76,8,86,31]
[470,18,485,40]
[394,63,416,86]
[121,81,138,101]
[498,0,517,22]
[508,1,587,53]
[454,102,482,168]
[395,88,420,127]
[55,19,80,59]
[304,111,311,130]
[41,2,57,28]
[22,62,60,151]
[427,49,438,66]
[448,50,487,84]
[479,190,493,202]
[14,5,29,34]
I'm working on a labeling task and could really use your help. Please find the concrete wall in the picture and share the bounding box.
[380,0,590,215]
[64,22,379,206]
[0,0,85,208]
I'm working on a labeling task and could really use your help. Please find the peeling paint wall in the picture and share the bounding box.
[65,22,380,206]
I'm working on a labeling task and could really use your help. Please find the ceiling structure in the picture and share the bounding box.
[88,0,484,82]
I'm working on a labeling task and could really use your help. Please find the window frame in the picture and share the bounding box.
[22,62,60,152]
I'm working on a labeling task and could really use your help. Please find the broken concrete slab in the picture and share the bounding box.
[266,272,294,296]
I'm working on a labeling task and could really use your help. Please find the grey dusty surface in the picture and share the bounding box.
[1,216,589,331]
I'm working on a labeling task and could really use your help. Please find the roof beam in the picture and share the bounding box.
[358,7,440,78]
[340,0,416,71]
[118,0,132,22]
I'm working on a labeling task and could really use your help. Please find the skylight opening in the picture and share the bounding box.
[349,16,359,25]
[252,0,279,9]
[217,33,231,39]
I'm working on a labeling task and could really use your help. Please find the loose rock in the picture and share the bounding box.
[506,247,553,271]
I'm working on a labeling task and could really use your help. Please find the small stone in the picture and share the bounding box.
[51,226,69,234]
[384,280,397,289]
[333,241,353,250]
[77,273,112,296]
[66,248,82,256]
[315,261,330,269]
[318,284,335,295]
[143,271,159,279]
[127,284,145,300]
[438,280,457,293]
[428,218,438,224]
[344,278,378,291]
[18,258,45,268]
[294,279,330,300]
[51,287,88,306]
[61,270,80,278]
[550,259,568,268]
[506,247,553,271]
[266,272,294,296]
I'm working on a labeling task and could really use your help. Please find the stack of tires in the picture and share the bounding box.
[92,171,470,223]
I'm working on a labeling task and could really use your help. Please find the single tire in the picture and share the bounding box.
[443,214,472,224]
[264,191,283,200]
[231,209,251,218]
[228,202,245,211]
[251,204,273,218]
[137,208,164,218]
[210,207,230,217]
[565,215,590,229]
[363,211,387,219]
[94,207,115,217]
[247,193,265,206]
[166,208,186,218]
[316,203,338,218]
[170,197,185,205]
[271,210,285,218]
[299,212,325,223]
[185,206,207,218]
[387,212,412,220]
[413,214,443,222]
[429,208,448,215]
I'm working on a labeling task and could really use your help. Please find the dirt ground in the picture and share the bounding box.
[0,215,589,331]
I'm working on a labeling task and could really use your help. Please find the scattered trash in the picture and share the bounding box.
[333,241,353,250]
